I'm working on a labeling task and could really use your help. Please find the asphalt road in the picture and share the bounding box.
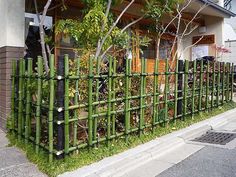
[157,146,236,177]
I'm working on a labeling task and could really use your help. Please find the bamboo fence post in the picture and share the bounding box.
[107,57,113,142]
[11,60,16,131]
[111,58,117,136]
[17,59,23,140]
[183,60,189,120]
[88,57,93,146]
[35,56,43,154]
[153,59,159,128]
[217,62,220,106]
[174,59,179,122]
[164,59,169,124]
[125,58,131,141]
[177,60,184,118]
[64,55,70,155]
[22,60,26,132]
[192,60,196,118]
[25,58,33,143]
[222,62,226,105]
[226,63,230,102]
[73,58,80,148]
[57,56,65,159]
[231,63,234,101]
[48,55,55,162]
[206,60,209,111]
[139,58,144,134]
[198,60,203,112]
[211,62,216,109]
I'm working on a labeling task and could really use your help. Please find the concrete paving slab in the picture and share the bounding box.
[156,144,204,164]
[0,147,28,170]
[215,122,236,131]
[122,160,173,177]
[0,163,47,177]
[0,133,9,148]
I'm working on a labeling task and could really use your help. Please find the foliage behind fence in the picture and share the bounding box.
[10,55,234,162]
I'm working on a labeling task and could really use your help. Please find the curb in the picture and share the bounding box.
[59,108,236,177]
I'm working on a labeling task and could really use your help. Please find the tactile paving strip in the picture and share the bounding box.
[192,131,236,145]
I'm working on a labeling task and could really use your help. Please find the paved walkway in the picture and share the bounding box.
[0,130,46,177]
[123,115,236,177]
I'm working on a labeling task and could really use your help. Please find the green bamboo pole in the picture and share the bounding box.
[226,63,230,102]
[217,62,220,107]
[35,56,43,154]
[125,58,131,141]
[174,59,179,122]
[206,60,209,110]
[88,57,93,146]
[231,63,234,101]
[139,58,145,134]
[153,59,159,129]
[111,58,117,136]
[222,62,225,105]
[21,60,26,133]
[94,58,101,142]
[183,60,189,120]
[25,58,33,143]
[73,58,80,149]
[164,59,169,124]
[211,62,216,109]
[11,60,16,131]
[48,55,55,162]
[191,60,196,118]
[198,60,203,112]
[64,54,70,155]
[107,57,113,142]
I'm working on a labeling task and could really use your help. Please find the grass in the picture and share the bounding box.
[7,101,236,177]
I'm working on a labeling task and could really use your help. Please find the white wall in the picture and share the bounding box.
[180,15,224,60]
[0,0,25,47]
[224,41,236,63]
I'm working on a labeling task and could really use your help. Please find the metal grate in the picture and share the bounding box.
[192,131,236,145]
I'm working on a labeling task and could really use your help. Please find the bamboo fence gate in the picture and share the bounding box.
[10,55,234,162]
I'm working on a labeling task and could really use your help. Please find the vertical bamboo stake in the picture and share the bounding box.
[139,58,144,134]
[231,63,234,101]
[88,57,93,146]
[217,62,220,106]
[48,55,55,162]
[211,62,216,109]
[206,60,209,110]
[191,60,196,118]
[198,60,203,112]
[111,58,117,136]
[11,60,16,131]
[164,59,169,124]
[64,55,70,155]
[222,62,225,105]
[35,56,43,154]
[226,63,230,102]
[73,58,80,148]
[94,58,101,142]
[25,58,33,143]
[107,57,113,142]
[153,59,159,128]
[125,58,131,141]
[174,59,179,122]
[21,60,26,133]
[183,60,189,120]
[17,59,23,140]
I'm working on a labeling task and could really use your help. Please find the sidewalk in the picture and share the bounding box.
[0,130,46,177]
[59,108,236,177]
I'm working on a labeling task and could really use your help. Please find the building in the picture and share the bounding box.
[0,0,235,131]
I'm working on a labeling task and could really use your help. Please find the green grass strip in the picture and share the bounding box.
[7,101,236,177]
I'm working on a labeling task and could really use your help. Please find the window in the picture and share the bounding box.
[159,39,174,59]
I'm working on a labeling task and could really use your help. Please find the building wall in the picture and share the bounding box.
[180,15,224,60]
[0,0,25,131]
